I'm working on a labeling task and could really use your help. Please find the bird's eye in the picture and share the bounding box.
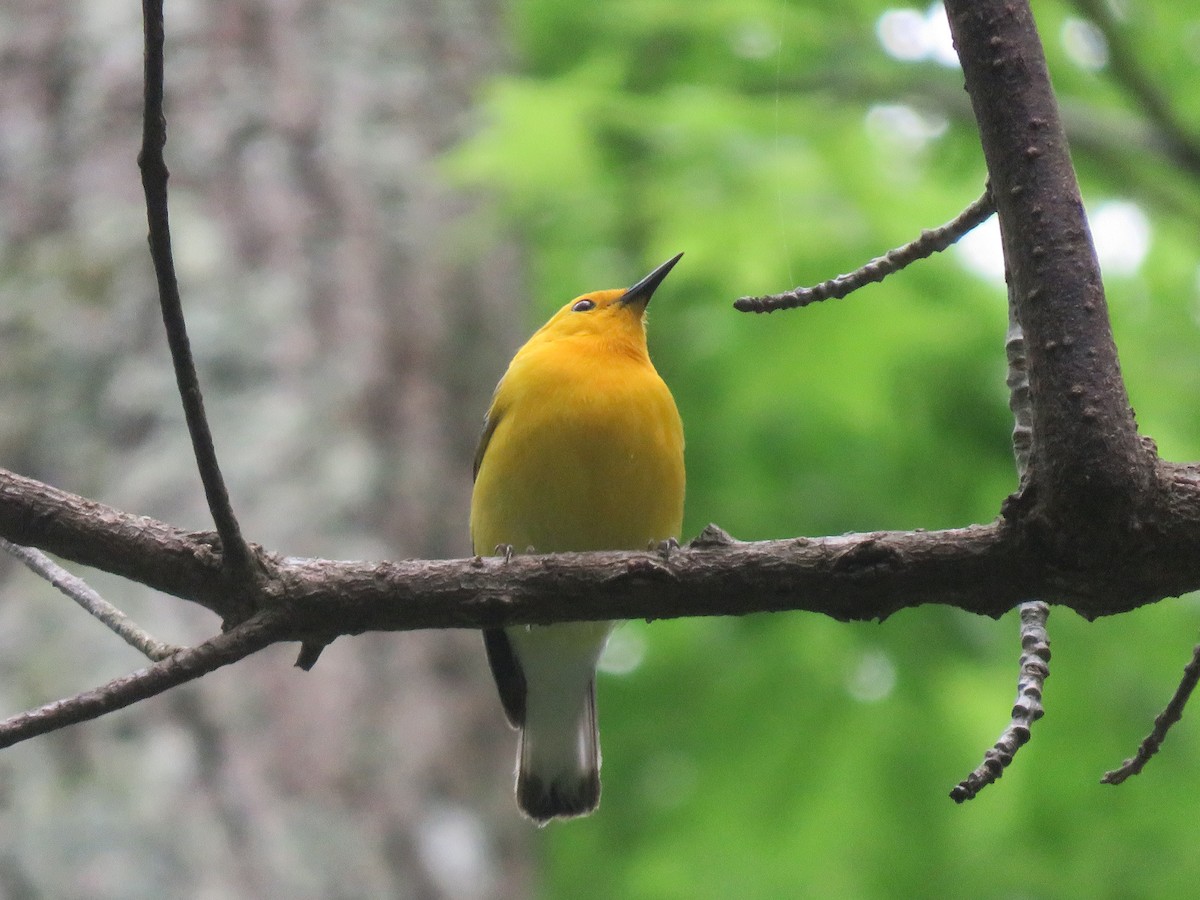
[572,298,596,312]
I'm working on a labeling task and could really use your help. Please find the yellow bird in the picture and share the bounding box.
[471,254,686,823]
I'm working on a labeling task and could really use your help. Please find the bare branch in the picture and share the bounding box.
[732,189,993,313]
[0,538,181,661]
[0,609,290,750]
[951,601,1050,801]
[138,0,255,583]
[0,468,230,618]
[1102,644,1200,785]
[946,0,1151,509]
[7,465,1200,637]
[0,467,1026,624]
[1005,312,1034,483]
[935,0,1178,799]
[952,308,1052,800]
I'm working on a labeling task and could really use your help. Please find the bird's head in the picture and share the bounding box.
[533,253,683,349]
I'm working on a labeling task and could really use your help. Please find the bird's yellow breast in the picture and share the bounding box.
[471,333,684,556]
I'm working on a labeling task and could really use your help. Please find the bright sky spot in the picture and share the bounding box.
[957,199,1152,284]
[845,648,897,703]
[876,8,927,61]
[599,625,647,675]
[1091,200,1151,275]
[865,103,948,152]
[732,19,778,60]
[877,4,960,68]
[956,214,1006,283]
[924,4,960,66]
[417,806,493,897]
[1061,17,1109,71]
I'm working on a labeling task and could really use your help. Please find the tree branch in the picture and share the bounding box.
[1006,310,1035,484]
[138,0,256,585]
[952,303,1053,801]
[0,609,289,750]
[945,0,1152,512]
[1102,643,1200,785]
[6,467,1200,643]
[0,469,1017,626]
[951,601,1050,801]
[733,189,994,313]
[0,538,181,661]
[0,468,230,617]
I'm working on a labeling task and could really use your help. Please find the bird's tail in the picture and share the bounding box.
[516,677,601,823]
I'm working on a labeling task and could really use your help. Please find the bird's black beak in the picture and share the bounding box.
[618,252,684,308]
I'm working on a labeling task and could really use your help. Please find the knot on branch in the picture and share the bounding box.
[689,524,738,549]
[204,534,277,629]
[831,536,899,576]
[615,555,676,584]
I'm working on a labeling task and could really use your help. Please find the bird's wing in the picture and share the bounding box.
[472,401,527,727]
[483,627,526,727]
[472,408,500,482]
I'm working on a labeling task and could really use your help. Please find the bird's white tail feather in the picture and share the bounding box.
[507,622,612,823]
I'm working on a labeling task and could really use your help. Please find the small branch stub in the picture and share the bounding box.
[951,601,1051,802]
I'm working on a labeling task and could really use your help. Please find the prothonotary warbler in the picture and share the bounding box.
[471,254,686,823]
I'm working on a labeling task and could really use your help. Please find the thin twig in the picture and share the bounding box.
[1005,311,1034,484]
[1102,644,1200,785]
[0,609,290,750]
[138,0,255,581]
[951,303,1052,802]
[951,601,1050,801]
[0,538,181,661]
[733,188,994,313]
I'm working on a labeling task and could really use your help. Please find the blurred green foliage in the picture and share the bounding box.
[450,0,1200,896]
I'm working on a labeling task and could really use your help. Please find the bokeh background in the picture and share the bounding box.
[2,0,1200,897]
